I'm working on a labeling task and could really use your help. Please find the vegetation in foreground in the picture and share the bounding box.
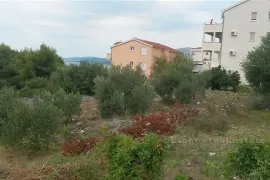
[0,34,270,179]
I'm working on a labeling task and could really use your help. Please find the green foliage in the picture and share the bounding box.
[0,44,18,88]
[0,88,19,135]
[151,54,206,104]
[106,134,167,180]
[19,77,49,97]
[38,89,81,123]
[203,158,229,179]
[242,34,270,94]
[203,138,270,180]
[0,87,81,151]
[225,138,270,179]
[207,66,241,91]
[249,94,270,110]
[94,65,155,118]
[52,89,81,122]
[0,89,63,151]
[35,44,64,77]
[204,138,270,180]
[174,173,188,180]
[50,62,108,95]
[0,43,63,90]
[237,85,251,93]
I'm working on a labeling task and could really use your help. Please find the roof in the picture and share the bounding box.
[114,41,122,45]
[136,39,177,53]
[111,38,177,53]
[190,47,201,49]
[222,0,250,13]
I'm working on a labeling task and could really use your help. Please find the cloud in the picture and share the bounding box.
[0,0,239,57]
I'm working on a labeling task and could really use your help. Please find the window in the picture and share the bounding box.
[141,47,147,56]
[140,62,146,71]
[268,12,270,20]
[251,12,257,21]
[130,61,133,67]
[130,46,134,51]
[250,32,255,41]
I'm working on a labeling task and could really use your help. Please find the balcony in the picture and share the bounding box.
[202,42,221,51]
[203,23,223,33]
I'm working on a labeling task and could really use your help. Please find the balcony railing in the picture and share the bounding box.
[203,23,223,33]
[202,42,221,51]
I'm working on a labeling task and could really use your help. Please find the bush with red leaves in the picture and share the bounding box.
[120,103,199,138]
[62,138,97,155]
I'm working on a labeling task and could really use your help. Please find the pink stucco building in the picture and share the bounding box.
[108,38,177,77]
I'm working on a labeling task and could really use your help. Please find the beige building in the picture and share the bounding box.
[109,38,177,76]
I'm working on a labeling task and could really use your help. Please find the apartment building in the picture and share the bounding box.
[189,47,203,72]
[109,38,177,76]
[202,0,270,83]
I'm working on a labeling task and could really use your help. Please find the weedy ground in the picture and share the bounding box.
[1,91,270,180]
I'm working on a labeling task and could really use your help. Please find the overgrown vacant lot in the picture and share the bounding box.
[1,91,270,180]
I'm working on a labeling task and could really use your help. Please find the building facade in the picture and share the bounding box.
[202,0,270,83]
[109,38,177,77]
[189,47,203,72]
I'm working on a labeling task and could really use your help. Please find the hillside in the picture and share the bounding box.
[63,56,111,65]
[177,47,191,56]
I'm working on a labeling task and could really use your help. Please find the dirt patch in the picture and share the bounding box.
[79,97,100,121]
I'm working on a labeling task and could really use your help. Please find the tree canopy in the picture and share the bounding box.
[242,34,270,94]
[0,43,64,89]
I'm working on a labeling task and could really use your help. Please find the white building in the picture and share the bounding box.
[189,47,203,72]
[202,0,270,83]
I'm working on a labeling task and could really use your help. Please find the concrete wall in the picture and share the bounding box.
[221,0,270,83]
[190,48,202,62]
[152,48,176,61]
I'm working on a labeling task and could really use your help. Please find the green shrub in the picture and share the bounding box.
[174,173,188,180]
[203,159,228,179]
[50,62,108,95]
[225,137,270,179]
[19,77,49,97]
[52,89,81,123]
[0,88,19,135]
[207,66,240,91]
[242,33,270,94]
[249,94,270,110]
[38,89,81,123]
[1,93,63,151]
[204,138,270,180]
[94,65,155,118]
[151,54,206,104]
[237,84,251,93]
[106,133,167,180]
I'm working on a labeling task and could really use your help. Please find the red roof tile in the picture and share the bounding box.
[136,39,177,53]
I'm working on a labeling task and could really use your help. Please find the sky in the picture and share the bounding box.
[0,0,239,58]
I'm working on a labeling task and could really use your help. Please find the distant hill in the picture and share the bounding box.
[177,47,191,56]
[63,56,111,65]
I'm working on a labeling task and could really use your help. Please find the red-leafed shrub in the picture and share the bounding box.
[62,138,97,155]
[120,103,199,138]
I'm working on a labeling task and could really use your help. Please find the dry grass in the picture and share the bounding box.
[1,91,270,180]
